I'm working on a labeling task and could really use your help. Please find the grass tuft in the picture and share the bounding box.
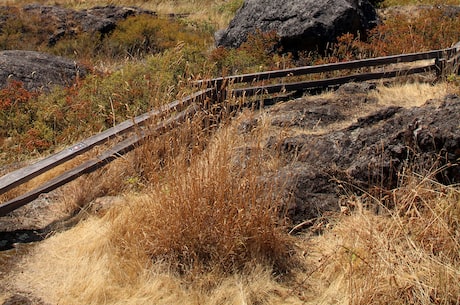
[109,117,296,279]
[302,170,460,305]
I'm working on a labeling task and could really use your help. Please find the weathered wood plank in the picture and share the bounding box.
[0,104,199,216]
[231,64,436,97]
[197,47,456,87]
[0,88,213,195]
[446,52,460,75]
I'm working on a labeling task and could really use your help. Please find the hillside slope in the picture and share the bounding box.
[1,1,459,304]
[1,80,459,305]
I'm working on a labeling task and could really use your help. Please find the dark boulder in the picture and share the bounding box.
[0,50,87,91]
[279,95,460,222]
[237,85,460,223]
[215,0,379,53]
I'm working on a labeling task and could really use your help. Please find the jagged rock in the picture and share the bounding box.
[267,82,377,129]
[0,50,87,91]
[257,91,460,223]
[215,0,379,52]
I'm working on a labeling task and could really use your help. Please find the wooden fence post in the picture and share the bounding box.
[453,42,460,75]
[435,56,446,79]
[440,42,460,78]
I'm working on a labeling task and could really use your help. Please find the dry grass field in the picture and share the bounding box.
[2,0,242,30]
[2,81,459,305]
[1,0,459,304]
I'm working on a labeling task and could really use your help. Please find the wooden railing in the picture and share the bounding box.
[198,44,460,98]
[1,43,459,216]
[0,89,213,215]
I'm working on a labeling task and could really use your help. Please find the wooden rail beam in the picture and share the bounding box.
[0,88,213,196]
[197,46,457,87]
[231,64,436,97]
[0,104,200,217]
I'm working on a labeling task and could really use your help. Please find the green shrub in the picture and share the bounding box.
[369,0,385,8]
[0,9,211,64]
[0,44,209,164]
[210,30,284,75]
[217,0,244,16]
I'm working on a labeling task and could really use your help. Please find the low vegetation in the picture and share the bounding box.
[8,83,460,305]
[302,171,460,305]
[1,0,459,304]
[1,0,459,162]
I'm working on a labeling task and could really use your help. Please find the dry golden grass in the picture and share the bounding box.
[301,171,460,305]
[10,159,460,305]
[9,111,299,305]
[12,214,298,305]
[371,81,451,108]
[5,85,460,304]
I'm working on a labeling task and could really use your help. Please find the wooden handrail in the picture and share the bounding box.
[0,104,200,217]
[197,46,458,87]
[0,88,213,196]
[232,64,437,97]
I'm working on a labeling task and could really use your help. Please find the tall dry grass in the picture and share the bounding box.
[301,170,460,305]
[5,84,460,304]
[110,126,295,279]
[9,109,300,304]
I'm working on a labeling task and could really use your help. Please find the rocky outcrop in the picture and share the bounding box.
[0,4,157,90]
[237,85,460,223]
[21,4,156,46]
[0,50,87,91]
[0,5,156,47]
[215,0,379,52]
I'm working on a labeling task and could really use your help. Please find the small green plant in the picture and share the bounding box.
[210,30,283,75]
[446,73,460,94]
[217,0,244,16]
[369,0,385,8]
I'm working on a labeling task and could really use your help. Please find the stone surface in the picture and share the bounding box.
[215,0,379,52]
[0,4,158,91]
[237,87,460,223]
[0,50,87,91]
